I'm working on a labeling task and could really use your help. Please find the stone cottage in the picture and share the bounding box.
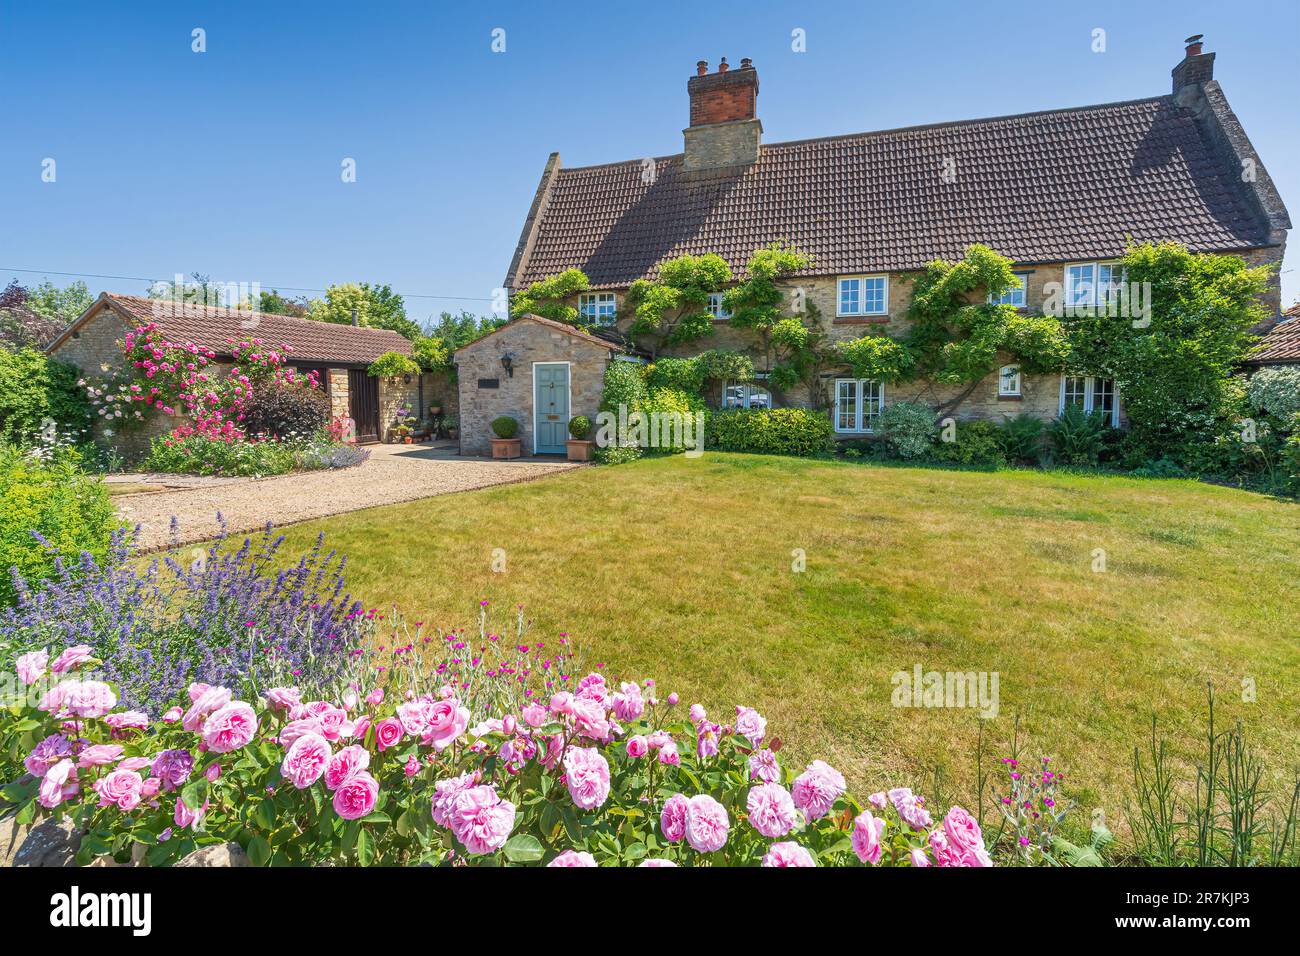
[47,292,426,457]
[477,36,1289,452]
[1244,302,1300,370]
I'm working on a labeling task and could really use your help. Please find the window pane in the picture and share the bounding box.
[839,279,860,315]
[999,365,1020,395]
[992,273,1027,307]
[708,292,729,320]
[745,385,771,409]
[863,277,886,314]
[1067,265,1095,308]
[1063,376,1087,409]
[836,380,858,430]
[862,380,882,430]
[1092,378,1115,418]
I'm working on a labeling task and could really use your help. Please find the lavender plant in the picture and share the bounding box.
[0,519,364,711]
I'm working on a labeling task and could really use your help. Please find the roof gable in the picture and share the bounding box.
[453,313,626,355]
[49,294,413,366]
[511,95,1272,289]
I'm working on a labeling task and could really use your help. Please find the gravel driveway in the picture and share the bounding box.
[112,443,580,551]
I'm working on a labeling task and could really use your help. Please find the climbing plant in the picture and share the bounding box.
[622,253,731,357]
[510,269,590,326]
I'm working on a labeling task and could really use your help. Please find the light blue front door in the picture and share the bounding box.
[534,363,570,454]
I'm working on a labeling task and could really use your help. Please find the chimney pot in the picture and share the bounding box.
[740,57,753,70]
[718,57,728,73]
[1171,34,1213,98]
[696,60,708,76]
[1185,33,1204,57]
[351,308,359,327]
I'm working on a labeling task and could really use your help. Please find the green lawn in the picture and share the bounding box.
[260,454,1300,817]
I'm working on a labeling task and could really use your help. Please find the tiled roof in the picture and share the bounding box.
[1248,306,1300,364]
[453,313,634,355]
[52,294,413,365]
[512,95,1271,289]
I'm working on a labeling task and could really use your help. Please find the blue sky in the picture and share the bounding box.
[3,0,1297,322]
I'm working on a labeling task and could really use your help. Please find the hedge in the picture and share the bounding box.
[704,408,834,457]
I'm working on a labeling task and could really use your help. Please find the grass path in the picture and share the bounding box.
[259,454,1300,814]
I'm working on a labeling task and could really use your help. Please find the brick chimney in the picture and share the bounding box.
[1172,34,1215,104]
[684,57,761,171]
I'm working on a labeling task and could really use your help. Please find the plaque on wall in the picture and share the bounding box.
[478,378,500,389]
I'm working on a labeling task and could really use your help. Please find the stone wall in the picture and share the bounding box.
[379,376,420,441]
[327,368,350,422]
[455,320,612,456]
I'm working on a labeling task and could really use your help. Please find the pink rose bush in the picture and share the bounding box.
[0,638,998,867]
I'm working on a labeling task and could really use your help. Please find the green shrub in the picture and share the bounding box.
[0,348,91,445]
[598,360,649,414]
[1130,457,1189,479]
[640,388,704,454]
[704,408,834,457]
[928,420,1007,469]
[240,385,329,440]
[143,433,297,477]
[568,415,592,440]
[366,351,420,380]
[0,444,119,606]
[998,413,1046,465]
[1048,405,1111,466]
[490,416,519,440]
[644,357,705,396]
[879,401,935,459]
[593,444,643,466]
[1246,366,1300,422]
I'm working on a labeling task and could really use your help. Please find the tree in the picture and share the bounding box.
[257,289,309,317]
[422,310,505,350]
[622,253,731,357]
[19,279,94,323]
[1067,241,1272,457]
[308,283,420,339]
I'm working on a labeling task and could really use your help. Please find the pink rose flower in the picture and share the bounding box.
[448,784,516,855]
[404,754,419,777]
[182,685,232,732]
[563,747,611,810]
[39,759,78,809]
[430,771,478,828]
[104,711,149,731]
[24,734,72,777]
[65,681,116,719]
[575,672,608,705]
[15,650,48,685]
[548,692,575,716]
[929,829,962,867]
[521,703,548,727]
[118,756,151,772]
[762,841,816,867]
[661,793,689,843]
[396,698,437,736]
[658,740,681,766]
[162,706,183,723]
[547,850,598,867]
[569,697,610,742]
[748,749,781,783]
[94,768,145,810]
[174,795,208,829]
[374,717,404,752]
[747,783,797,838]
[852,811,886,865]
[332,771,379,821]
[264,687,302,711]
[889,787,933,830]
[201,701,258,753]
[325,744,371,790]
[50,645,94,674]
[611,681,644,721]
[280,732,332,789]
[696,724,719,758]
[279,717,323,747]
[311,703,348,742]
[868,791,888,809]
[909,847,931,867]
[686,794,730,853]
[626,734,649,758]
[364,687,385,706]
[637,858,678,867]
[791,760,846,821]
[77,744,124,768]
[734,705,767,746]
[942,806,993,867]
[423,698,469,751]
[689,703,707,724]
[151,749,193,790]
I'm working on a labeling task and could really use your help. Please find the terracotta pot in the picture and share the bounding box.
[565,439,594,462]
[404,437,413,444]
[490,437,521,460]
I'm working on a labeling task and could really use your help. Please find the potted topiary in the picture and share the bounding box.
[490,416,520,459]
[566,415,595,461]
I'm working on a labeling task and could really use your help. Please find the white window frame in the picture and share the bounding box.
[998,365,1022,397]
[837,275,889,317]
[578,292,618,326]
[1065,262,1122,310]
[722,380,771,409]
[989,272,1029,308]
[1058,375,1120,426]
[707,292,730,320]
[833,378,884,433]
